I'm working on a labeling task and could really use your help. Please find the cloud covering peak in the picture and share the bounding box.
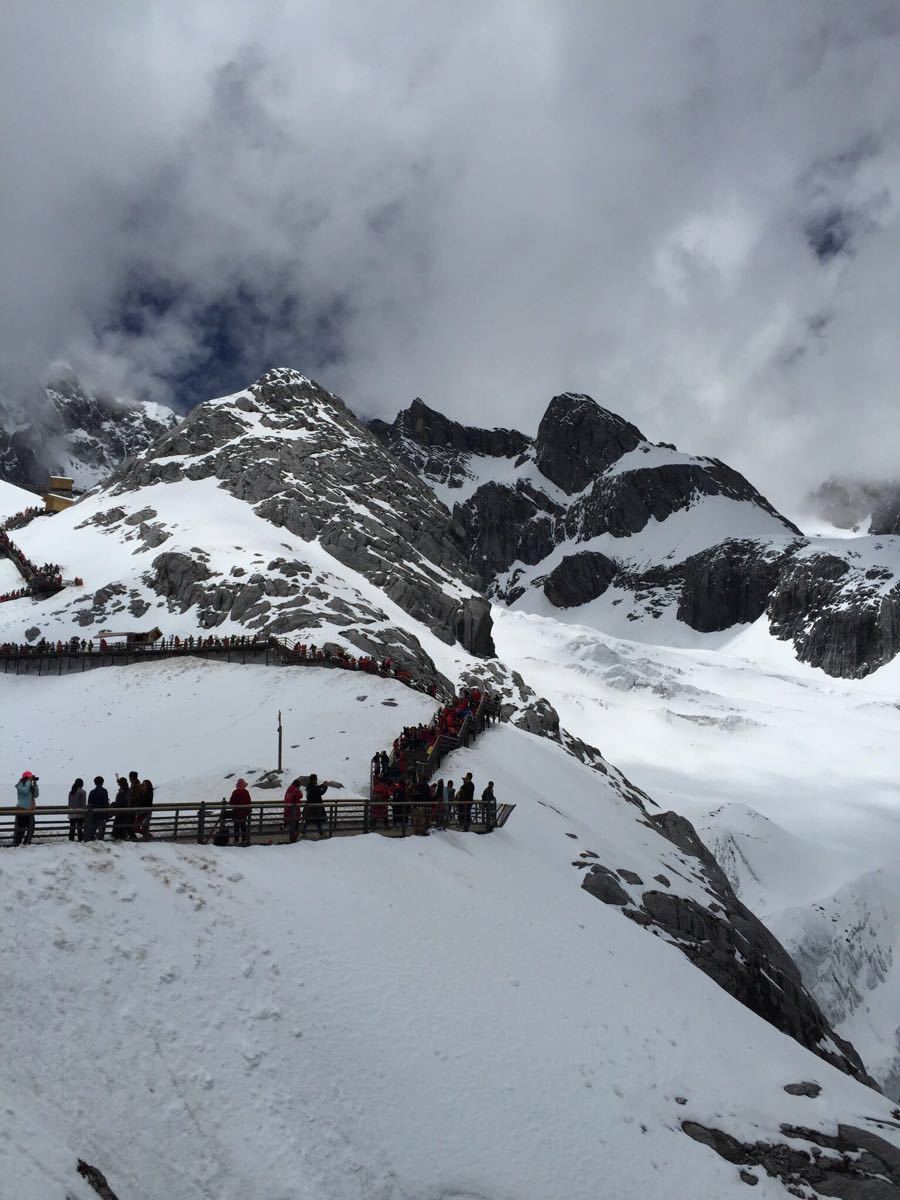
[3,0,900,508]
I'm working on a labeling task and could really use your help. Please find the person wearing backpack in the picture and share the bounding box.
[13,771,39,845]
[68,778,87,841]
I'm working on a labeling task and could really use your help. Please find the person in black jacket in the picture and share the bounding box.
[68,778,86,841]
[111,776,130,840]
[85,776,110,841]
[302,774,329,838]
[456,772,475,832]
[482,781,497,831]
[412,779,432,836]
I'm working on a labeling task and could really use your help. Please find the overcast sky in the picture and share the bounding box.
[3,0,900,507]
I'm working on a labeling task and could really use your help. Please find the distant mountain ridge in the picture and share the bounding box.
[372,394,900,679]
[0,369,177,493]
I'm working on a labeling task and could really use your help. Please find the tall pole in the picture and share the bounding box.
[277,709,283,772]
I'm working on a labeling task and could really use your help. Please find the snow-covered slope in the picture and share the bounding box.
[4,663,900,1198]
[0,369,178,491]
[374,394,900,678]
[494,605,900,1099]
[0,477,38,520]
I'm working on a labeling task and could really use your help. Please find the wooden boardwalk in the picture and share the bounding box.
[0,796,516,848]
[1,638,514,849]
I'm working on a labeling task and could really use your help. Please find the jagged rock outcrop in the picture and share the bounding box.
[543,551,619,608]
[370,397,529,496]
[455,481,560,588]
[582,807,876,1087]
[0,368,177,490]
[683,1119,900,1197]
[534,393,643,493]
[769,551,900,677]
[676,539,797,632]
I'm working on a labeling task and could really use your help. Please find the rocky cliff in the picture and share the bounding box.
[374,393,900,678]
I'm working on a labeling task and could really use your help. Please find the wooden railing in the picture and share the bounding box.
[0,636,438,700]
[0,794,512,847]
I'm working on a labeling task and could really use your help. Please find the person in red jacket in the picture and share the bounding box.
[229,778,252,846]
[283,778,304,838]
[371,776,391,830]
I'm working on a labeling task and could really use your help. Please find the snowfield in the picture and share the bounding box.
[493,605,900,1098]
[0,658,436,806]
[5,698,900,1199]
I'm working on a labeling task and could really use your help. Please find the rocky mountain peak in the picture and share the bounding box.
[370,397,531,468]
[534,392,645,493]
[57,368,497,673]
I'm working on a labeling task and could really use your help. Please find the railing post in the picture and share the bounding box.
[197,801,206,843]
[173,806,179,841]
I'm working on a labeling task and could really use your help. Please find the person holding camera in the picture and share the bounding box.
[13,770,39,845]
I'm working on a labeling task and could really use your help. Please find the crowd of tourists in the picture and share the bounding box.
[1,504,45,534]
[10,770,154,846]
[214,772,334,847]
[0,633,441,701]
[369,771,497,835]
[367,685,498,834]
[0,527,65,602]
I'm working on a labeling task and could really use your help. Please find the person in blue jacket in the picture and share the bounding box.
[13,771,38,845]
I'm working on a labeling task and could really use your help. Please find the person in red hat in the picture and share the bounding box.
[229,778,252,846]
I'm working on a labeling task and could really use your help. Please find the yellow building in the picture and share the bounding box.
[44,476,77,513]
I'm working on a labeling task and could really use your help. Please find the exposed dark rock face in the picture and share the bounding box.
[569,462,799,543]
[582,807,876,1088]
[683,1119,900,1197]
[371,397,529,465]
[0,370,177,490]
[454,481,561,587]
[768,553,900,677]
[543,551,619,608]
[534,393,643,493]
[676,540,797,632]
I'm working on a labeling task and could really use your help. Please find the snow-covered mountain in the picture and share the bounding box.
[0,368,495,688]
[0,368,177,492]
[6,366,900,1196]
[373,395,900,678]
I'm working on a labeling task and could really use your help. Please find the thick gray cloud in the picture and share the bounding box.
[3,0,900,509]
